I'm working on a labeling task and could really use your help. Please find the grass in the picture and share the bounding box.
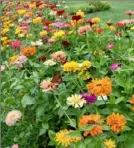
[65,0,134,22]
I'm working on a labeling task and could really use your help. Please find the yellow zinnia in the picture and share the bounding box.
[92,17,101,23]
[55,129,81,147]
[17,10,26,16]
[40,31,48,37]
[63,61,79,72]
[76,10,85,17]
[104,139,116,148]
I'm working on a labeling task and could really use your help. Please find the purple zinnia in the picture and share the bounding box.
[110,63,122,71]
[53,22,65,28]
[80,93,96,104]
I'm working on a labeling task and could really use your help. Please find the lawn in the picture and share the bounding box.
[66,0,134,22]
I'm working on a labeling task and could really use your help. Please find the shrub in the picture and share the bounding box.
[68,1,111,14]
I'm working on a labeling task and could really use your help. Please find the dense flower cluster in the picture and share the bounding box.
[1,0,134,147]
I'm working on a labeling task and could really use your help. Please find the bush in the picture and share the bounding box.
[68,1,111,14]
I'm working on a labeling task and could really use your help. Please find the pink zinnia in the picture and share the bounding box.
[5,110,22,126]
[12,144,19,148]
[12,40,21,49]
[106,44,115,50]
[51,51,66,64]
[78,25,91,35]
[40,79,57,92]
[124,10,134,16]
[110,63,122,71]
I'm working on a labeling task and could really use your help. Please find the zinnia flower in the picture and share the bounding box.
[67,94,86,108]
[14,55,28,66]
[80,93,96,104]
[104,139,116,148]
[72,15,82,21]
[38,56,46,62]
[92,17,101,23]
[62,40,70,47]
[0,65,6,72]
[110,63,122,71]
[78,61,91,71]
[129,95,134,104]
[51,51,66,64]
[21,46,36,56]
[8,55,19,66]
[106,44,115,50]
[44,59,56,66]
[56,9,65,16]
[86,77,112,96]
[124,10,134,16]
[79,114,103,136]
[78,25,91,35]
[12,144,19,148]
[55,129,81,147]
[5,110,22,126]
[40,79,57,92]
[76,10,85,17]
[106,113,126,133]
[63,61,79,72]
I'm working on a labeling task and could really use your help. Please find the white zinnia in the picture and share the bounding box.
[97,96,108,101]
[44,59,56,66]
[67,94,86,108]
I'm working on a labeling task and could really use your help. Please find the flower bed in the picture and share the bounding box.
[1,0,134,148]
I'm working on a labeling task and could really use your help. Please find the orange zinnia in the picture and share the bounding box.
[129,95,134,104]
[21,46,36,56]
[106,113,126,133]
[86,77,112,96]
[79,114,103,137]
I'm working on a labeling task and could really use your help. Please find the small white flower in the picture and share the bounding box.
[67,94,86,108]
[44,59,56,66]
[97,96,108,101]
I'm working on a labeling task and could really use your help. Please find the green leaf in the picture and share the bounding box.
[102,125,110,131]
[79,124,94,131]
[21,94,35,108]
[66,131,82,139]
[48,130,56,140]
[115,97,124,104]
[70,119,77,128]
[39,123,49,136]
[36,105,45,118]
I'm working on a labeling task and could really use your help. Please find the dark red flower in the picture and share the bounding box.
[106,21,113,26]
[62,40,70,47]
[38,56,47,62]
[36,1,43,7]
[51,72,62,84]
[72,15,82,21]
[44,20,52,26]
[50,3,56,9]
[57,9,65,16]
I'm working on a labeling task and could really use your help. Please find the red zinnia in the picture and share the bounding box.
[50,3,56,9]
[72,15,82,21]
[44,20,52,26]
[36,1,43,7]
[116,22,124,27]
[57,9,65,16]
[62,41,70,47]
[38,56,47,62]
[94,28,103,34]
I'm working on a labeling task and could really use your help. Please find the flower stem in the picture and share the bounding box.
[53,93,73,124]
